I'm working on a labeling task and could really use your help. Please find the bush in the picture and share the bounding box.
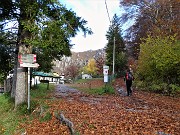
[168,84,180,95]
[102,84,115,94]
[136,35,180,94]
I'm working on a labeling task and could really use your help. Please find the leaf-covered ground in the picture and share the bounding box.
[18,78,180,135]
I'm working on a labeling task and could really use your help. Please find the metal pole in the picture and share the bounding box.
[27,67,30,110]
[112,36,115,76]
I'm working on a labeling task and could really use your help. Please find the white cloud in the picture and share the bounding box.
[61,0,120,52]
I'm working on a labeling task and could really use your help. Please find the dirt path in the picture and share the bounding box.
[20,80,180,135]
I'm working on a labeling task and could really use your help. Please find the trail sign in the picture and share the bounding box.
[103,65,109,83]
[18,54,36,64]
[20,63,39,68]
[103,65,109,75]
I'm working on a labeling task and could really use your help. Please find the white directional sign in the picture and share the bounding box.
[103,65,109,70]
[20,63,39,68]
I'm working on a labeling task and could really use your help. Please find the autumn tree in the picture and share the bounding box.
[83,58,98,76]
[137,35,180,93]
[119,0,180,59]
[0,0,92,106]
[95,55,105,76]
[105,14,127,76]
[64,64,80,83]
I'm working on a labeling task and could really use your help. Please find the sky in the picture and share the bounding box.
[60,0,122,52]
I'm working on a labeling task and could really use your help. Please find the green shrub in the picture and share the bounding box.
[102,84,115,94]
[168,84,180,95]
[136,35,180,94]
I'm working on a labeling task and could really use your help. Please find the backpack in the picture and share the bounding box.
[126,72,133,80]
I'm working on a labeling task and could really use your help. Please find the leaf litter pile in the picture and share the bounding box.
[19,78,180,135]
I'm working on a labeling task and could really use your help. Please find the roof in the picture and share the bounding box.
[33,72,59,77]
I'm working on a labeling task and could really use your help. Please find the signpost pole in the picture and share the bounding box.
[27,67,30,110]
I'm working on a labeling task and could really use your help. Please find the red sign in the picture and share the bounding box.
[18,54,36,64]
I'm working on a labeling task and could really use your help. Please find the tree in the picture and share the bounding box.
[137,35,180,93]
[64,64,80,83]
[95,55,105,76]
[119,0,180,59]
[0,44,12,83]
[83,58,98,76]
[105,14,127,76]
[0,0,92,106]
[0,31,16,83]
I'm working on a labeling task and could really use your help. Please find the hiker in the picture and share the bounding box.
[124,68,134,96]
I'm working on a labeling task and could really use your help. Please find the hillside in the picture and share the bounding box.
[53,49,106,75]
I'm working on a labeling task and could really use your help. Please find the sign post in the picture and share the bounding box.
[18,54,39,110]
[103,65,109,92]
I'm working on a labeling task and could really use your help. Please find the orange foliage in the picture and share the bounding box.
[17,78,180,135]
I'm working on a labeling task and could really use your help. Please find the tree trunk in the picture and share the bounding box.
[11,53,18,98]
[15,65,27,107]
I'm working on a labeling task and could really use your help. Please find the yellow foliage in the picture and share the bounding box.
[84,58,98,75]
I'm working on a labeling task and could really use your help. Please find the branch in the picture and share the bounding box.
[55,112,75,135]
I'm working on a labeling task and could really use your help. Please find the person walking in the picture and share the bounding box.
[124,68,134,96]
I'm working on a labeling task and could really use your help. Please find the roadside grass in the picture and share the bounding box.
[75,78,102,83]
[0,83,55,135]
[72,78,115,95]
[0,93,19,135]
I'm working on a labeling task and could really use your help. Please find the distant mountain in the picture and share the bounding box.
[52,48,106,75]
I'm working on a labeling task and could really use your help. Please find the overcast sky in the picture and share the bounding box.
[61,0,121,52]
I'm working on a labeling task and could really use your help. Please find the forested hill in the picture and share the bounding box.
[53,49,106,74]
[71,49,105,62]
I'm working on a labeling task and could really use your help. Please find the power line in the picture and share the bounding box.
[105,0,111,24]
[105,0,116,77]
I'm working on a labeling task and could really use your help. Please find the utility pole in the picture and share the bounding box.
[112,36,115,77]
[105,0,115,78]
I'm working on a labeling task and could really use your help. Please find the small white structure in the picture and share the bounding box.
[103,65,109,83]
[82,74,92,79]
[59,75,65,84]
[31,76,41,86]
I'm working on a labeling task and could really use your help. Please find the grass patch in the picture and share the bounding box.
[0,83,55,135]
[0,93,22,135]
[102,84,115,94]
[75,78,102,83]
[31,83,54,98]
[77,87,105,95]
